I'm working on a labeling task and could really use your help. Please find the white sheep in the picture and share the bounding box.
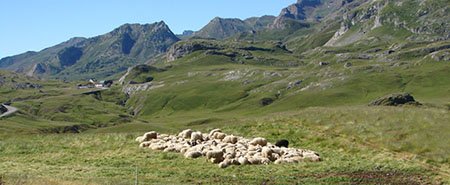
[206,150,224,163]
[135,136,145,143]
[238,157,249,165]
[213,132,227,140]
[143,131,158,141]
[184,151,202,158]
[179,129,193,139]
[261,147,272,159]
[163,147,176,152]
[302,151,321,162]
[250,137,267,146]
[222,135,238,144]
[137,129,321,168]
[139,141,152,148]
[209,128,222,136]
[191,131,203,141]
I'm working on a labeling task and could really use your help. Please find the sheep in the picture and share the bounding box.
[180,148,188,153]
[150,144,166,150]
[137,129,321,168]
[250,137,267,146]
[179,129,193,139]
[190,131,203,141]
[139,141,152,148]
[275,139,289,148]
[222,135,238,144]
[302,151,321,162]
[135,136,145,143]
[206,150,224,163]
[209,128,222,136]
[261,147,273,159]
[247,157,261,164]
[184,151,202,158]
[143,131,158,141]
[213,132,227,140]
[238,157,249,165]
[218,161,229,168]
[163,147,177,152]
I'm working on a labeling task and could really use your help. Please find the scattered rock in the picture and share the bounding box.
[260,98,274,106]
[368,93,422,106]
[344,62,352,68]
[0,105,7,114]
[287,80,303,89]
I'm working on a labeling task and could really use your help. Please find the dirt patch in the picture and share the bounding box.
[294,171,432,184]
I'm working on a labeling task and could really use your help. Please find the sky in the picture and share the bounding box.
[0,0,295,59]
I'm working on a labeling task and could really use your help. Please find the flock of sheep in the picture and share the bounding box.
[136,129,321,168]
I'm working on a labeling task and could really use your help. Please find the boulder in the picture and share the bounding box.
[368,93,421,106]
[0,105,6,114]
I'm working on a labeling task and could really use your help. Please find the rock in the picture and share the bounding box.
[260,98,274,106]
[166,41,221,62]
[368,93,422,106]
[344,62,352,68]
[287,80,303,89]
[0,105,7,114]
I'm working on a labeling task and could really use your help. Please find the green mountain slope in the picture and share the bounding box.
[0,22,179,81]
[192,16,276,40]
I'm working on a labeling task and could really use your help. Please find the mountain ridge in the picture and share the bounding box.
[0,21,179,81]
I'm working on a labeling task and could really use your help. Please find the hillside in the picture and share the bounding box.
[192,16,276,40]
[0,22,179,81]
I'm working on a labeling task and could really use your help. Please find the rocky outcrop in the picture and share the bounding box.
[193,16,276,40]
[0,104,7,114]
[325,0,450,46]
[57,46,83,67]
[273,0,355,28]
[166,40,223,62]
[368,93,421,106]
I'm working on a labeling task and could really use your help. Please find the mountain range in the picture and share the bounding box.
[1,0,448,82]
[0,21,179,81]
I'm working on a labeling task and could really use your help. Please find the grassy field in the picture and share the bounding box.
[0,105,449,184]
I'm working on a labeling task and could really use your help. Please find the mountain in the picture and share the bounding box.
[272,0,360,28]
[324,0,450,46]
[0,21,179,81]
[192,16,276,40]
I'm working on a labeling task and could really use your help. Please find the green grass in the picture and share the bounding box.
[1,105,448,184]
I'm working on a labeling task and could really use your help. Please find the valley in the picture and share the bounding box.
[0,0,449,184]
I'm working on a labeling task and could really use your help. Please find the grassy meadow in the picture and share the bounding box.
[1,105,449,184]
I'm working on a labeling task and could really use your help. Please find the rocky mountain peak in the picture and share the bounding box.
[273,0,356,28]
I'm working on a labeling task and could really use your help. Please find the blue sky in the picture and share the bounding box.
[0,0,295,59]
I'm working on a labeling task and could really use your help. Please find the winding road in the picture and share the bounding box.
[0,104,18,119]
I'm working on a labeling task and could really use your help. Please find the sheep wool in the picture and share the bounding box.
[179,129,193,139]
[222,135,238,144]
[143,131,158,141]
[250,137,267,146]
[136,129,321,168]
[191,131,202,141]
[184,151,202,158]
